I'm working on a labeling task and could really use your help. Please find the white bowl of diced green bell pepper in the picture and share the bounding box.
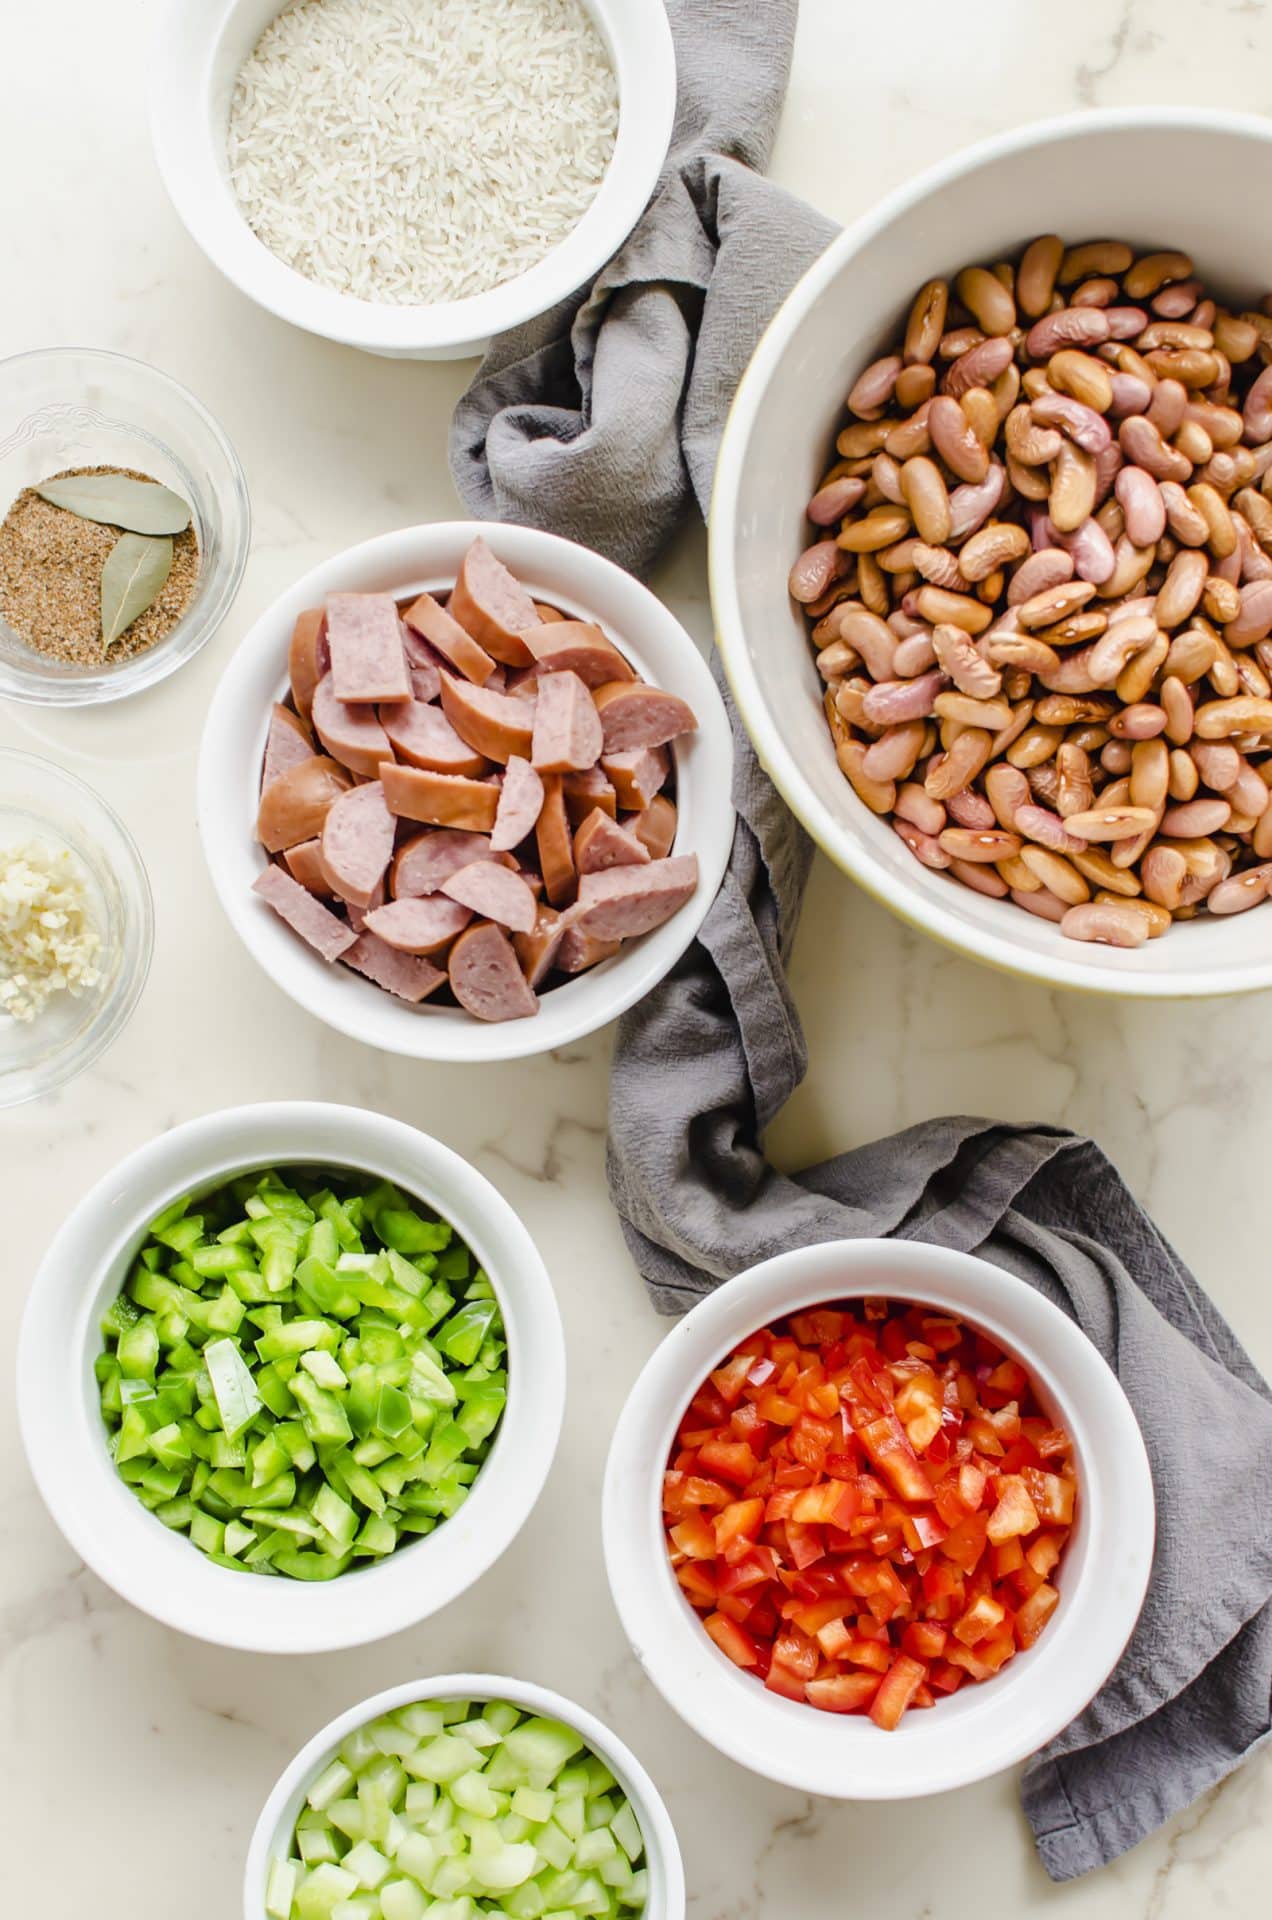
[246,1676,685,1920]
[16,1102,565,1652]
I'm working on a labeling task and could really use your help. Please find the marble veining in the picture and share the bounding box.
[2,0,1271,1915]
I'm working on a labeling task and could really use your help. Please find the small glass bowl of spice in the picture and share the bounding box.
[0,348,250,706]
[0,751,153,1105]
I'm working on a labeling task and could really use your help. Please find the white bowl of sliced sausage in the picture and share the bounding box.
[198,523,734,1060]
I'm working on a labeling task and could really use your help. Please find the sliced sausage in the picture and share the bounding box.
[344,878,385,934]
[319,780,396,910]
[282,837,332,897]
[441,860,538,934]
[601,746,670,809]
[448,536,540,666]
[563,764,618,824]
[533,602,566,623]
[262,703,315,791]
[535,773,576,908]
[379,697,490,776]
[327,592,410,703]
[531,670,603,773]
[288,608,329,720]
[628,794,677,860]
[362,895,473,955]
[513,905,567,986]
[391,829,493,897]
[439,675,536,764]
[343,931,445,1003]
[402,591,496,686]
[252,864,356,961]
[380,763,500,832]
[491,756,545,851]
[555,924,622,974]
[592,682,698,752]
[256,755,351,853]
[522,621,636,689]
[312,673,394,778]
[570,853,700,940]
[448,921,539,1022]
[573,808,651,874]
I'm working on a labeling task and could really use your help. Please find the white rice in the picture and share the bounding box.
[226,0,621,306]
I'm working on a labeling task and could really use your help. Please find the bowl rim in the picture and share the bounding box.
[602,1236,1155,1799]
[0,747,154,1106]
[243,1671,687,1920]
[709,104,1272,1000]
[16,1101,566,1653]
[197,519,735,1063]
[149,0,677,355]
[0,345,251,707]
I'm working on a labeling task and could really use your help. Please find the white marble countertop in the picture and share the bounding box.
[3,1,1271,1914]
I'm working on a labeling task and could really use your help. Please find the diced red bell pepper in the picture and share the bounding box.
[940,1510,989,1574]
[705,1611,762,1668]
[790,1480,862,1529]
[1022,1466,1076,1526]
[697,1439,760,1487]
[858,1414,933,1503]
[952,1592,1006,1647]
[986,1474,1041,1544]
[806,1672,882,1714]
[869,1653,928,1730]
[1015,1581,1061,1647]
[669,1513,716,1560]
[713,1498,764,1559]
[901,1619,948,1660]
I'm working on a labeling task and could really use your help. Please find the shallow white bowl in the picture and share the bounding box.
[603,1237,1154,1799]
[199,521,734,1063]
[17,1102,565,1653]
[245,1674,686,1919]
[711,107,1272,997]
[150,0,676,360]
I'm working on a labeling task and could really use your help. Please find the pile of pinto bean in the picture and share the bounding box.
[791,239,1272,945]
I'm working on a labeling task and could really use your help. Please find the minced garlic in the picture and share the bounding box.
[0,839,103,1023]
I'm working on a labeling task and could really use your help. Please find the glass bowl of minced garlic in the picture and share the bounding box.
[0,349,249,706]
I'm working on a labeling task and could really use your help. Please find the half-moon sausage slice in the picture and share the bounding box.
[448,537,539,666]
[407,657,442,704]
[513,905,567,987]
[319,781,396,910]
[531,670,603,773]
[282,837,333,897]
[380,763,500,832]
[289,608,329,720]
[522,621,636,689]
[402,591,496,686]
[570,853,700,940]
[448,921,540,1022]
[379,698,490,776]
[312,673,394,778]
[534,773,576,908]
[563,764,617,824]
[439,675,536,764]
[628,794,677,860]
[391,829,493,897]
[362,895,473,955]
[253,864,357,961]
[344,931,445,1003]
[262,703,316,791]
[327,593,410,703]
[256,755,351,853]
[593,681,699,752]
[573,808,651,874]
[491,756,545,852]
[441,860,538,934]
[601,746,670,810]
[555,924,621,974]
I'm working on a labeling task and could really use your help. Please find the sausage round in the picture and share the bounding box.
[441,860,538,934]
[448,921,539,1022]
[570,853,700,939]
[379,697,490,776]
[439,675,537,764]
[319,780,396,910]
[312,673,394,778]
[592,682,699,752]
[491,756,545,852]
[531,670,603,773]
[256,755,351,854]
[573,808,651,874]
[363,895,474,955]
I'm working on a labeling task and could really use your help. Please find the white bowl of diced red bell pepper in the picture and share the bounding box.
[602,1236,1154,1798]
[17,1102,565,1653]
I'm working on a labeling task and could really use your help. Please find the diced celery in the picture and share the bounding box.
[450,1769,500,1818]
[574,1829,618,1869]
[512,1786,554,1824]
[204,1337,262,1437]
[534,1823,575,1872]
[341,1841,390,1890]
[393,1832,438,1886]
[298,1825,342,1866]
[405,1735,483,1784]
[555,1795,585,1842]
[331,1899,378,1920]
[609,1803,642,1864]
[380,1880,426,1920]
[308,1758,354,1811]
[295,1862,359,1918]
[265,1857,297,1919]
[502,1718,586,1781]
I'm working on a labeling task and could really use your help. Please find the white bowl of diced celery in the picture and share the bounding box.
[246,1676,684,1920]
[17,1102,565,1652]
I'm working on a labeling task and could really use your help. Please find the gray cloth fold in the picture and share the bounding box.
[449,0,1272,1883]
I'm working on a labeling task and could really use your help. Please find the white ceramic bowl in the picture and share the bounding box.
[199,521,734,1063]
[150,0,676,360]
[17,1102,565,1653]
[712,106,1272,997]
[245,1674,686,1920]
[603,1237,1154,1800]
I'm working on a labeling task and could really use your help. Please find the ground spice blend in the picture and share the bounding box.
[0,466,199,666]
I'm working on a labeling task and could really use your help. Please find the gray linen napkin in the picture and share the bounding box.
[449,0,1272,1881]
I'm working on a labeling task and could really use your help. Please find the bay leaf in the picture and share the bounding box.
[36,472,191,535]
[101,533,173,651]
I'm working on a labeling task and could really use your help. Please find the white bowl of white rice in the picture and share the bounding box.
[150,0,676,360]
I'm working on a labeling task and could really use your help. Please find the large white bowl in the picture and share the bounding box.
[17,1102,565,1653]
[150,0,676,360]
[603,1237,1154,1800]
[245,1674,686,1920]
[199,521,734,1064]
[711,107,1272,997]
